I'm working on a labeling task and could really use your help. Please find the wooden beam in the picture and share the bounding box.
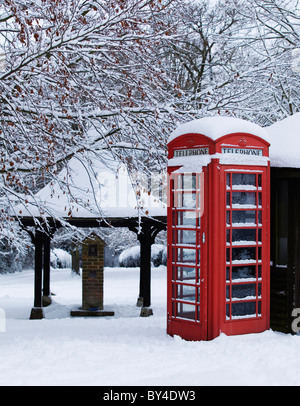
[19,215,167,229]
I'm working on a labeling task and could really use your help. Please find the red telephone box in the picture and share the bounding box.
[167,117,270,341]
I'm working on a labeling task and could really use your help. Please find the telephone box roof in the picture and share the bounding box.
[168,116,270,144]
[168,114,300,169]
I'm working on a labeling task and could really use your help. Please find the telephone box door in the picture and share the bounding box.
[167,170,208,341]
[220,167,270,336]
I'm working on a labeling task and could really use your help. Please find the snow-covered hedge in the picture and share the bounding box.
[118,244,167,268]
[50,248,72,269]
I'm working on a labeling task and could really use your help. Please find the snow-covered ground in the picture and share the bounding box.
[0,266,300,386]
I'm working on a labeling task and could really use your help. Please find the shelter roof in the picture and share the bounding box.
[15,151,166,223]
[267,113,300,168]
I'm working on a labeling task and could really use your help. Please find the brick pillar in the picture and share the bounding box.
[81,233,104,311]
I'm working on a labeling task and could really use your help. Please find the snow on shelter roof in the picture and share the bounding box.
[15,152,166,221]
[267,112,300,168]
[168,116,270,144]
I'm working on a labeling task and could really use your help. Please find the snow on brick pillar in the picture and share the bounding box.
[81,233,105,311]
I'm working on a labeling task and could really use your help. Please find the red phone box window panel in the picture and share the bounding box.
[167,117,270,341]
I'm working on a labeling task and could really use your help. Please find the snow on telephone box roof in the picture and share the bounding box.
[168,116,270,144]
[168,114,300,169]
[168,116,270,170]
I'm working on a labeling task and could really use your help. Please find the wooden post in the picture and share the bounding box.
[138,225,152,316]
[42,233,51,307]
[130,220,166,317]
[30,229,45,320]
[71,242,80,275]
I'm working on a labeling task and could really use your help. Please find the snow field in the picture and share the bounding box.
[0,267,300,386]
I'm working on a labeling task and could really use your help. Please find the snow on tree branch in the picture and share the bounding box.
[0,0,181,246]
[1,0,300,251]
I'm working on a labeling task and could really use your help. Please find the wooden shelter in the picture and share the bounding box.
[15,152,166,319]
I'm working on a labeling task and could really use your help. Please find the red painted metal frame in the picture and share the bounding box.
[217,164,270,337]
[167,169,208,341]
[167,131,270,341]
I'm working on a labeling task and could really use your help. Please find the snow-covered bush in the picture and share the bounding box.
[118,246,140,267]
[0,250,23,274]
[151,244,167,267]
[50,248,72,269]
[118,244,167,268]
